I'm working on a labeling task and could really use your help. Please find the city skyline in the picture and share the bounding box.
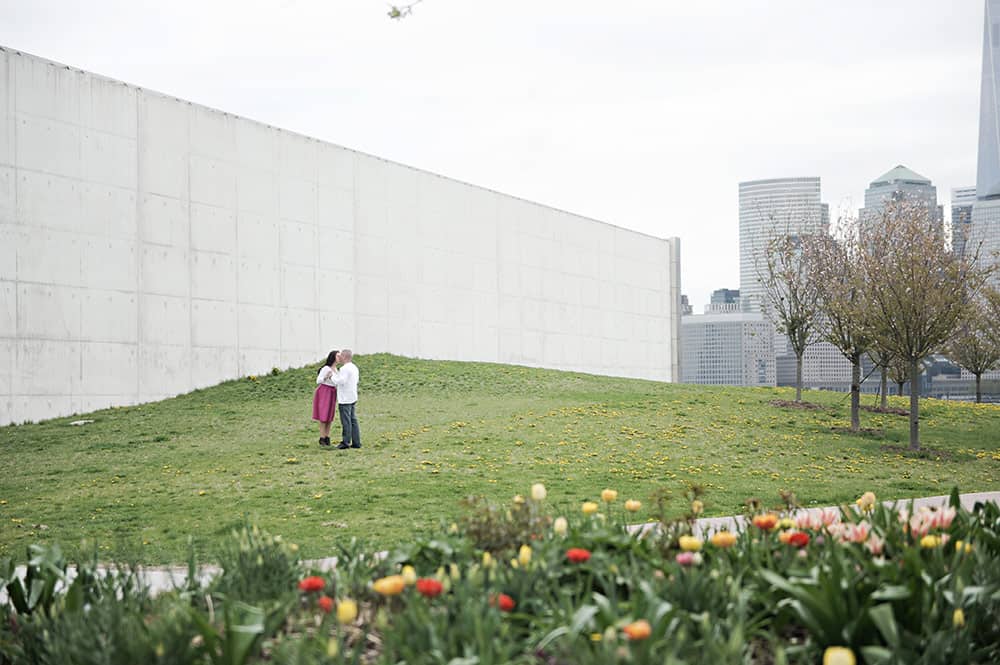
[0,1,984,311]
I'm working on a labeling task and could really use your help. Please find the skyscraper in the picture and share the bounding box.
[972,0,1000,285]
[738,178,826,313]
[951,186,976,257]
[858,165,945,236]
[737,177,849,390]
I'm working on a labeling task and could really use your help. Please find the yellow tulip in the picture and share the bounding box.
[954,540,973,554]
[582,501,599,515]
[601,489,618,503]
[856,491,877,512]
[710,531,737,548]
[401,565,417,586]
[372,575,405,596]
[953,608,965,628]
[920,535,943,549]
[518,544,532,567]
[625,499,642,512]
[336,598,358,625]
[690,500,704,515]
[326,638,339,658]
[823,646,856,665]
[678,535,703,552]
[531,483,547,501]
[482,551,495,569]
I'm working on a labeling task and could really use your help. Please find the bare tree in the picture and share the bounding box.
[808,220,869,430]
[866,346,892,409]
[758,232,822,402]
[859,199,992,450]
[945,294,1000,403]
[886,354,914,397]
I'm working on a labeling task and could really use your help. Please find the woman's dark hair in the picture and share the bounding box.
[319,350,339,373]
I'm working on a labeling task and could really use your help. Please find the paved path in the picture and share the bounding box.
[6,492,999,598]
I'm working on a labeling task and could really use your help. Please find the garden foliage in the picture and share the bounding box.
[1,486,999,664]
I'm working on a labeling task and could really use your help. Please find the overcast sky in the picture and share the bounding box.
[0,0,985,310]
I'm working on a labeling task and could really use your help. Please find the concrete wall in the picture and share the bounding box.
[0,47,681,425]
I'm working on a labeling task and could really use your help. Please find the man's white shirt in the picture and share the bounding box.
[326,362,359,404]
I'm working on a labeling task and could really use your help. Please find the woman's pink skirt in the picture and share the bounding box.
[312,384,337,422]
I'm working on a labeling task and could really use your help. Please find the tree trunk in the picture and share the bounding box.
[880,367,888,409]
[795,353,803,402]
[909,358,920,451]
[897,382,904,396]
[850,353,861,432]
[976,373,982,404]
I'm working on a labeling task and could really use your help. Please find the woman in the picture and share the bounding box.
[313,350,339,447]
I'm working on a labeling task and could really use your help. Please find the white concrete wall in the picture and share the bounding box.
[0,47,681,425]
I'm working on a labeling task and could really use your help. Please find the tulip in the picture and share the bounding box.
[778,517,795,530]
[622,619,651,641]
[678,535,703,552]
[531,483,547,501]
[566,548,592,563]
[920,534,943,549]
[518,544,532,567]
[788,531,810,548]
[401,565,417,586]
[482,551,495,569]
[856,491,877,512]
[512,494,525,504]
[553,516,568,535]
[326,638,339,658]
[298,576,325,593]
[675,551,695,566]
[953,608,965,628]
[710,531,737,548]
[416,578,444,598]
[955,540,973,554]
[582,501,599,515]
[318,595,333,613]
[489,593,515,612]
[823,646,856,665]
[625,499,642,512]
[337,598,358,624]
[601,489,618,503]
[372,575,405,596]
[690,500,704,515]
[752,513,779,531]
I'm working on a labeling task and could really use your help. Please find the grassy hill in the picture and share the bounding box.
[2,354,999,564]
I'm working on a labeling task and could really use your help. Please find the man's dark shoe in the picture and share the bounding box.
[350,444,361,449]
[336,442,350,450]
[320,437,331,447]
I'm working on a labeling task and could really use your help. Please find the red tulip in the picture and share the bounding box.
[416,578,444,598]
[317,595,334,613]
[298,576,325,592]
[566,548,592,564]
[490,593,516,612]
[788,532,810,548]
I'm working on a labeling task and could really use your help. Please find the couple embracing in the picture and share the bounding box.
[312,349,361,450]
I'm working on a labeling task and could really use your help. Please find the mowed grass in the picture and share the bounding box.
[2,354,1000,564]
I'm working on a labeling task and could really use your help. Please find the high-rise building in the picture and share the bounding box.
[710,288,740,305]
[738,178,847,390]
[951,186,976,257]
[858,165,945,236]
[972,1,1000,287]
[738,178,826,313]
[680,311,775,386]
[680,294,693,316]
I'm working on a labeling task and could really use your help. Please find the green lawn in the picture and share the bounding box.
[2,354,999,564]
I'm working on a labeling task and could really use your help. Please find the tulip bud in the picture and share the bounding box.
[553,516,568,536]
[531,483,547,501]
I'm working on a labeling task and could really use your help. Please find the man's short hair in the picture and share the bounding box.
[341,349,353,360]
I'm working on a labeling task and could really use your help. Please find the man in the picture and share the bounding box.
[328,349,361,450]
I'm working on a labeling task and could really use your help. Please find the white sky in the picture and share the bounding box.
[0,0,985,311]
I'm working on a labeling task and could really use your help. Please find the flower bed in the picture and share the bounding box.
[1,485,998,664]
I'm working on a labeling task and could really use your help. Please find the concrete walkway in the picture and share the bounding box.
[6,492,999,599]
